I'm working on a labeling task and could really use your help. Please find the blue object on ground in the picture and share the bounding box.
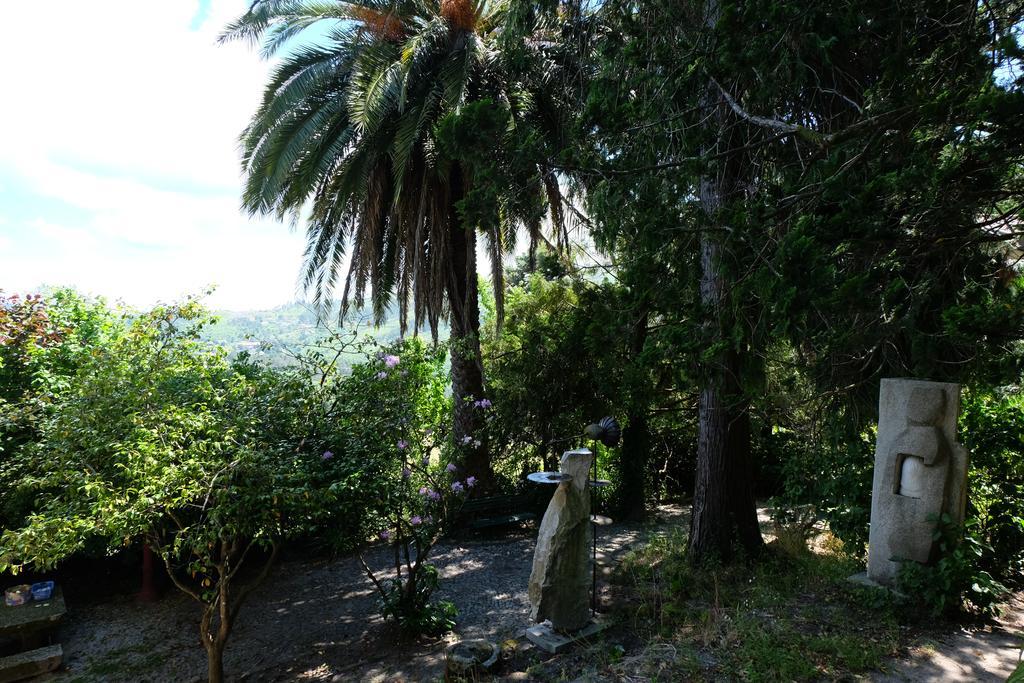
[29,582,54,601]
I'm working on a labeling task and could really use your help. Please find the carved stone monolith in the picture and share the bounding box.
[528,448,593,632]
[866,379,969,585]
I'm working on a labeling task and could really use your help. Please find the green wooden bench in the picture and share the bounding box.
[458,492,546,530]
[0,588,65,682]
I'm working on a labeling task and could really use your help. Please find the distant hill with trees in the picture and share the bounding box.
[204,302,445,367]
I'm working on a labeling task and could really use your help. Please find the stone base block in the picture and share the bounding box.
[0,644,62,683]
[525,618,609,654]
[847,572,906,598]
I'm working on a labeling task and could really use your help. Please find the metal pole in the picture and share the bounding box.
[591,440,598,615]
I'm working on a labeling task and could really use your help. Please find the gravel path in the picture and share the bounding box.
[44,507,686,682]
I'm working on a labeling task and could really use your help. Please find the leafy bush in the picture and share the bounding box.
[959,388,1024,585]
[767,501,819,557]
[0,289,117,530]
[0,293,461,676]
[773,420,875,556]
[896,515,1009,617]
[0,299,337,682]
[483,275,619,480]
[482,273,692,513]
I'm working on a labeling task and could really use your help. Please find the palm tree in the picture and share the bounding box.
[221,0,570,486]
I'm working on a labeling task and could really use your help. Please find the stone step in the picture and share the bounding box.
[0,644,62,683]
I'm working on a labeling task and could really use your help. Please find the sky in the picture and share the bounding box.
[0,1,311,311]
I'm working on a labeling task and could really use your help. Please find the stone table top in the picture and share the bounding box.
[0,588,65,638]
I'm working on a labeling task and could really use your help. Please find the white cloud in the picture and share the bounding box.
[0,1,267,190]
[0,1,312,310]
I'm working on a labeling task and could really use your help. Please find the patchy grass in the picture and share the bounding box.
[611,529,908,681]
[67,642,171,682]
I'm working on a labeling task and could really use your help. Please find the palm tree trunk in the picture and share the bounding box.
[447,167,493,490]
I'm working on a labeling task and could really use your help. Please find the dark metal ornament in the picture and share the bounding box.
[583,416,621,448]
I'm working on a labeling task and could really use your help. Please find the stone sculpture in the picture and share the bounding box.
[866,379,969,585]
[528,448,593,633]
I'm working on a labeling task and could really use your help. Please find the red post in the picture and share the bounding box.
[137,544,159,602]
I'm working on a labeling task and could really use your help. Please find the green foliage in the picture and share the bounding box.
[0,289,118,531]
[484,275,616,474]
[960,387,1024,583]
[896,515,1010,617]
[302,335,451,553]
[378,563,457,636]
[564,0,1024,554]
[482,272,688,511]
[0,294,458,678]
[773,419,876,556]
[1010,658,1024,683]
[0,298,331,572]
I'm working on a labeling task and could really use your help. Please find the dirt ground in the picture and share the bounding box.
[35,506,1023,682]
[872,593,1023,682]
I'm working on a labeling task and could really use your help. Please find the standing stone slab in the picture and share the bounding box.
[528,448,593,632]
[867,379,968,585]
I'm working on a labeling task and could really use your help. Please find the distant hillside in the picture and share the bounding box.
[203,302,446,366]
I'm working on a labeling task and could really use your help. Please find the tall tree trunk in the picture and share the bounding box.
[618,309,650,522]
[206,641,225,683]
[447,166,493,490]
[619,413,649,521]
[200,601,227,683]
[688,15,764,560]
[727,403,763,552]
[689,299,762,561]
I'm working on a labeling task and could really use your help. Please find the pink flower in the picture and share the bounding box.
[402,467,411,480]
[410,515,423,526]
[466,476,477,488]
[446,463,457,473]
[461,436,473,445]
[397,440,408,450]
[384,354,400,368]
[322,450,334,460]
[451,481,465,494]
[379,530,391,541]
[376,371,388,380]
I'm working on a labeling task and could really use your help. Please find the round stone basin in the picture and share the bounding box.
[527,471,573,484]
[445,639,499,674]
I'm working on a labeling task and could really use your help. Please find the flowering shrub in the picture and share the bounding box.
[352,348,474,635]
[293,334,449,553]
